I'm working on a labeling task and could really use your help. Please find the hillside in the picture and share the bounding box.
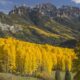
[0,3,80,46]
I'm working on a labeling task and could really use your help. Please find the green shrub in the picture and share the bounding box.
[65,70,71,80]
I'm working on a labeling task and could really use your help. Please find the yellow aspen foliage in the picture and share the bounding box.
[0,37,77,75]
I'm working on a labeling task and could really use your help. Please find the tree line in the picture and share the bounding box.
[0,37,77,80]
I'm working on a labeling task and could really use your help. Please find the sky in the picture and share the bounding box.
[0,0,80,13]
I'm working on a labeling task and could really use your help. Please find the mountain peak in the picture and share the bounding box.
[35,3,56,9]
[9,5,30,16]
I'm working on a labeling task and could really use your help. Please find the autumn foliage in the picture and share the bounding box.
[0,37,76,75]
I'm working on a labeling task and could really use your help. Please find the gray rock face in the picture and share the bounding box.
[9,6,30,16]
[58,6,80,18]
[0,22,22,33]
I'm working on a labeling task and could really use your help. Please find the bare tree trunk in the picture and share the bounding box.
[55,69,61,80]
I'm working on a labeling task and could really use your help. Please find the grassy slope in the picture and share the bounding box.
[0,72,75,80]
[0,73,39,80]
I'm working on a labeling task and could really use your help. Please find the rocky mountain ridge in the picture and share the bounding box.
[0,3,80,46]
